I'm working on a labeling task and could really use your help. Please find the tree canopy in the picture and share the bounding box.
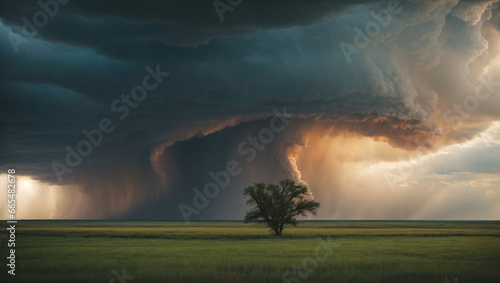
[243,179,320,236]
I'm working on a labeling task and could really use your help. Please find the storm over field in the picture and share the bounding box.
[0,0,499,220]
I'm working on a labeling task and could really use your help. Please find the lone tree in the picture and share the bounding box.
[243,179,320,236]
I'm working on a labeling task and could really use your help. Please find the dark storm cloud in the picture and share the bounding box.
[1,0,499,219]
[0,0,385,54]
[0,0,378,29]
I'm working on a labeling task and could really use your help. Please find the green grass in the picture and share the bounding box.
[0,221,499,282]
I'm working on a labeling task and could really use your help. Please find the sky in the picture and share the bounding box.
[0,0,499,220]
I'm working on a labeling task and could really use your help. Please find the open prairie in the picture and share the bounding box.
[0,221,499,282]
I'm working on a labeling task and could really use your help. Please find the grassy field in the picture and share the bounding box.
[0,221,499,282]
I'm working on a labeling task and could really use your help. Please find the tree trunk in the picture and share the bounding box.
[277,224,284,236]
[274,226,280,236]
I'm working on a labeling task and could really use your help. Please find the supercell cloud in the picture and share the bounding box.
[0,0,499,220]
